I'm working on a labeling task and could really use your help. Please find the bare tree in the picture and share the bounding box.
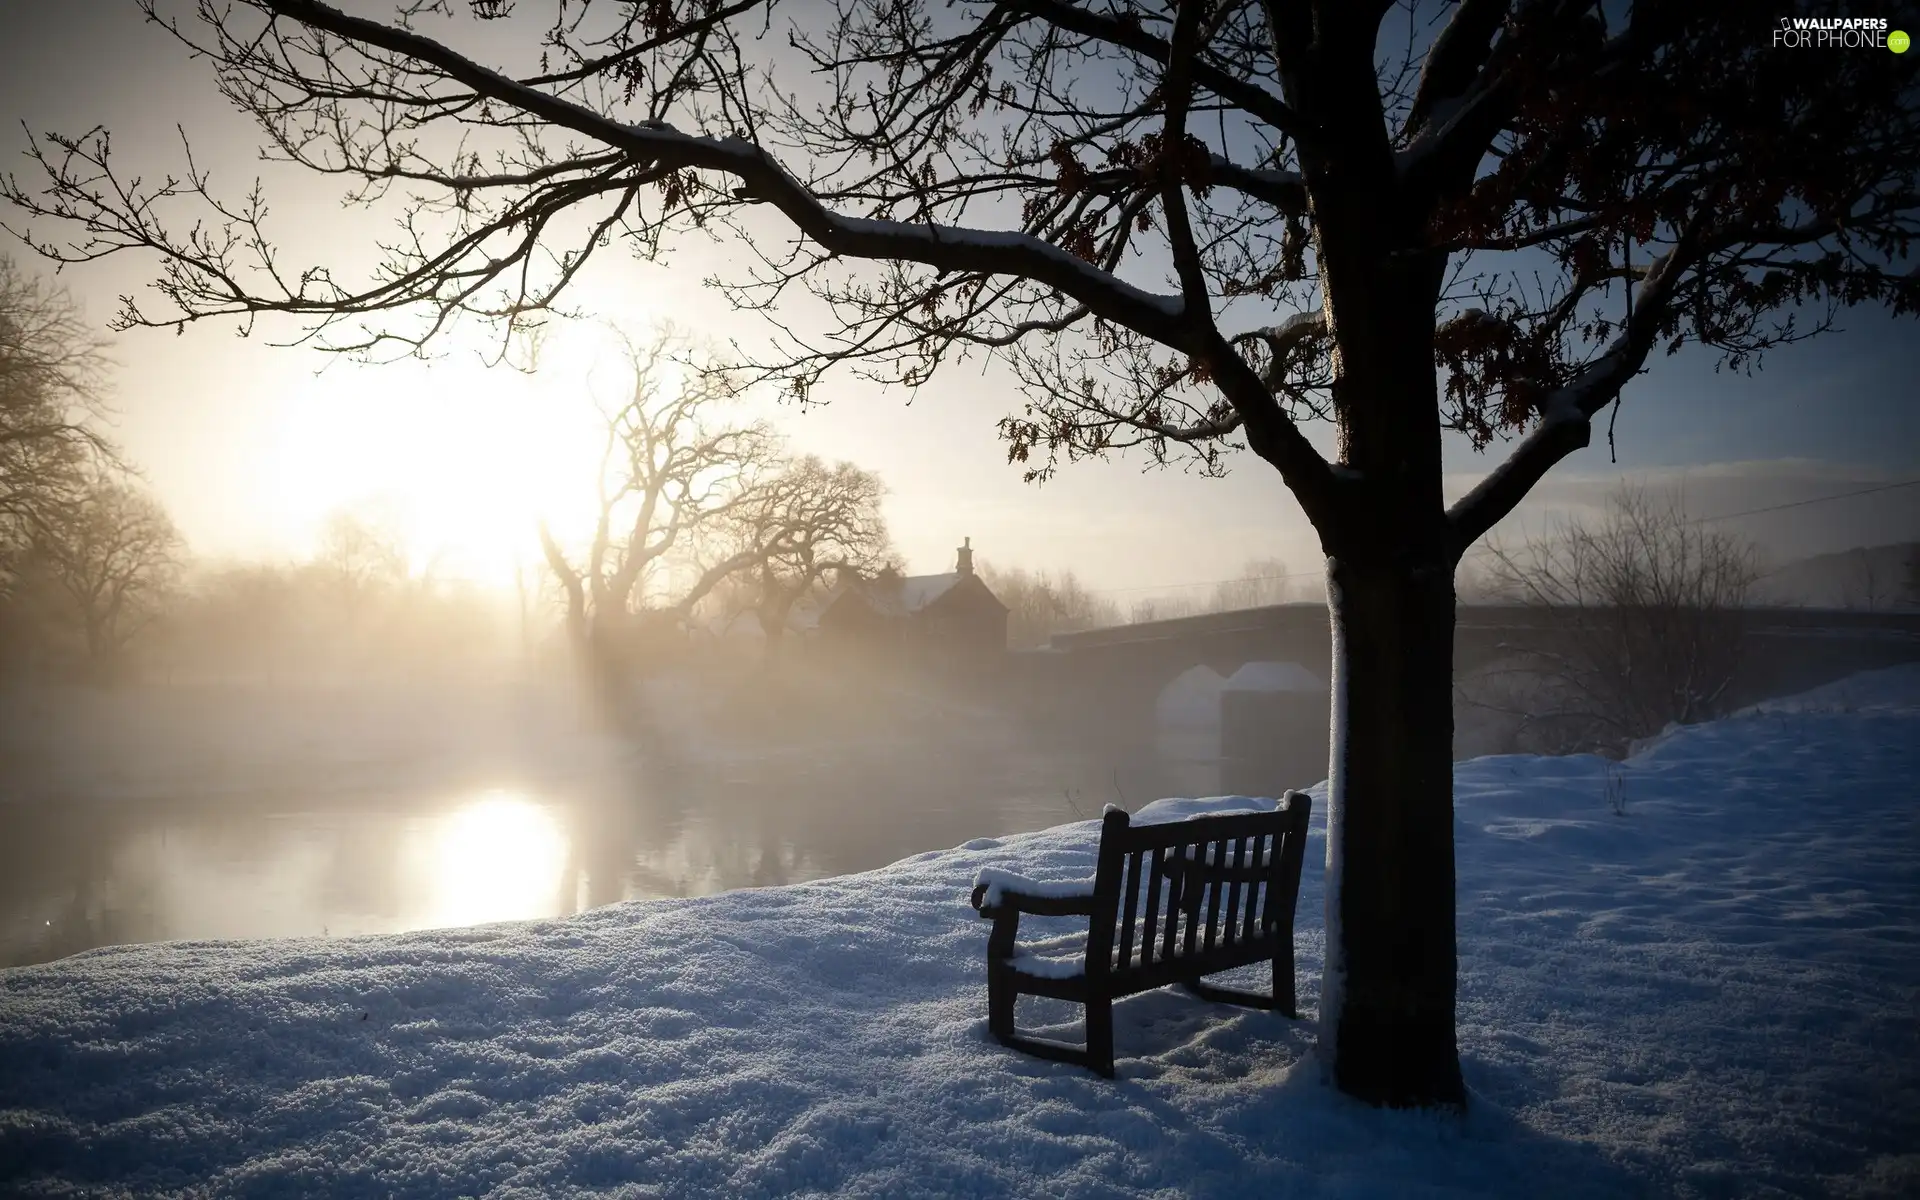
[732,456,892,666]
[1129,594,1202,625]
[315,504,409,592]
[157,562,310,683]
[977,562,1119,649]
[1453,557,1502,606]
[1119,560,1295,626]
[313,501,412,632]
[1840,548,1886,613]
[1477,487,1760,755]
[151,550,514,684]
[538,328,777,695]
[0,258,114,592]
[1209,557,1294,611]
[8,0,1918,1107]
[29,477,183,671]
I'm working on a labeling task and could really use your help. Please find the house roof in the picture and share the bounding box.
[898,572,963,612]
[824,570,1004,620]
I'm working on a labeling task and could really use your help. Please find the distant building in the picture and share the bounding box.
[817,538,1009,668]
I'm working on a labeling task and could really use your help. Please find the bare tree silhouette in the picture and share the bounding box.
[729,456,893,668]
[537,328,777,710]
[977,562,1119,650]
[1209,558,1295,611]
[0,259,116,596]
[1475,487,1761,756]
[28,477,183,672]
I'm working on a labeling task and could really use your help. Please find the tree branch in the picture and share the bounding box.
[254,0,1193,348]
[1406,0,1511,139]
[1447,212,1703,553]
[1157,0,1338,531]
[1007,0,1320,149]
[1206,155,1307,216]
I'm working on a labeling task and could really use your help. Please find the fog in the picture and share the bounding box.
[0,605,1216,969]
[8,509,1920,970]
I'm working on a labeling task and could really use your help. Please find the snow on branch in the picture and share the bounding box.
[1447,230,1700,553]
[289,0,1195,341]
[1205,156,1308,216]
[1405,0,1509,140]
[15,0,1197,354]
[1226,310,1333,428]
[1232,310,1327,378]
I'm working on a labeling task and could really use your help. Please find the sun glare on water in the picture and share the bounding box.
[426,792,569,929]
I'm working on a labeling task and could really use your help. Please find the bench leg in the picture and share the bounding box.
[983,906,1114,1077]
[1274,941,1298,1020]
[983,963,1115,1078]
[1086,996,1115,1079]
[985,914,1020,1042]
[986,962,1016,1041]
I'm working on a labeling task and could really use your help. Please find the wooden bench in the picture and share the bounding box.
[968,792,1313,1077]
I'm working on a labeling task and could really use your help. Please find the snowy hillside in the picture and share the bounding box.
[2,667,1917,1198]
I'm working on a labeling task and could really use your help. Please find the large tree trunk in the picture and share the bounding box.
[1298,127,1466,1102]
[1321,551,1465,1109]
[570,608,636,732]
[758,601,788,673]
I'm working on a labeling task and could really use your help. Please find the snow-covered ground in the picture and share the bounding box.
[3,667,1917,1198]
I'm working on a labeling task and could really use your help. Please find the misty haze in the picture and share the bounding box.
[5,504,1913,971]
[1,2,1917,1198]
[0,533,1229,967]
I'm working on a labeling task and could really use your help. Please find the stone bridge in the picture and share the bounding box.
[1005,604,1920,756]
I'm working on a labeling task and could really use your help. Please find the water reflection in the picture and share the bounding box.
[0,794,584,964]
[423,792,567,928]
[0,684,1208,969]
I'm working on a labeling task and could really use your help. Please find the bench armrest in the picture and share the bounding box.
[970,868,1098,918]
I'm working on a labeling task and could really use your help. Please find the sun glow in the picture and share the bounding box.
[269,320,647,588]
[425,792,569,928]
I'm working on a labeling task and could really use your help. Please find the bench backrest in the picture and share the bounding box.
[1084,794,1312,994]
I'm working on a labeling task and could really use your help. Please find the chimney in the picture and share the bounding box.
[956,536,973,576]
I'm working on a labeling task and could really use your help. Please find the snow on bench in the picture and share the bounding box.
[971,867,1096,909]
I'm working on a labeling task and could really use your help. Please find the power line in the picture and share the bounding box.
[1092,569,1321,596]
[1457,477,1920,563]
[1685,477,1920,524]
[1089,477,1920,596]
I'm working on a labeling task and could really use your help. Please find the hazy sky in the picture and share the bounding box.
[3,1,1915,601]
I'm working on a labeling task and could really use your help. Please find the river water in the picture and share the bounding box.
[0,675,1222,968]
